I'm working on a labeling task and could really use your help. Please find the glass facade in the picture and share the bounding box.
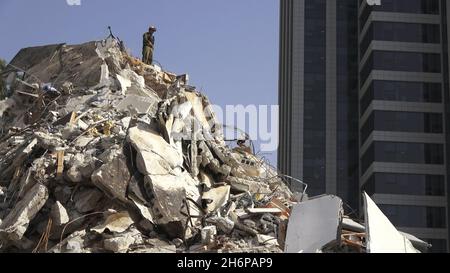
[361,111,443,144]
[360,81,442,115]
[361,51,441,85]
[279,0,360,212]
[360,0,440,28]
[362,142,444,174]
[379,204,446,228]
[426,239,448,253]
[362,173,446,196]
[442,0,450,255]
[361,22,441,56]
[337,0,360,210]
[358,0,448,252]
[303,0,327,196]
[280,0,450,252]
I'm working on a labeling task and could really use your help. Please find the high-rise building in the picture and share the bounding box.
[358,0,449,253]
[279,0,450,252]
[278,0,360,211]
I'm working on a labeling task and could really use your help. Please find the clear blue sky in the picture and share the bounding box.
[0,0,280,165]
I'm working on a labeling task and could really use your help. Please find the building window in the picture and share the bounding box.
[378,205,446,228]
[361,51,441,80]
[374,142,444,165]
[374,111,443,134]
[360,22,440,56]
[303,0,327,196]
[360,111,443,144]
[361,142,444,174]
[361,143,375,174]
[360,81,442,115]
[359,0,440,30]
[371,0,439,15]
[362,173,445,196]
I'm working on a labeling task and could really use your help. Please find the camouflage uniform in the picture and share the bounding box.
[142,32,155,65]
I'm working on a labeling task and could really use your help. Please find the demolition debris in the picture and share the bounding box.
[0,37,430,253]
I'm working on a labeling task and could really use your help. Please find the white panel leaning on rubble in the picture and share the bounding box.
[363,192,419,253]
[284,195,344,253]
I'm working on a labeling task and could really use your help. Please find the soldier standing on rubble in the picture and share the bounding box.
[142,26,157,65]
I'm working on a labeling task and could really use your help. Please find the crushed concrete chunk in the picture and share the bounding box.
[91,211,134,234]
[51,201,70,226]
[127,123,183,175]
[65,153,99,183]
[202,185,230,213]
[103,228,140,253]
[34,132,65,150]
[104,235,134,253]
[201,226,217,245]
[206,217,234,234]
[91,149,130,203]
[0,183,48,241]
[116,94,158,114]
[74,188,103,213]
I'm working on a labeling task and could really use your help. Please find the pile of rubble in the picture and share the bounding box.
[0,38,431,253]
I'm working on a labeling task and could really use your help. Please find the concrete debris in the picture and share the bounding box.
[73,188,103,213]
[257,234,279,247]
[206,217,235,234]
[91,149,130,203]
[104,233,135,253]
[0,38,432,253]
[91,211,134,234]
[0,183,48,241]
[202,186,230,214]
[51,201,70,226]
[201,226,217,245]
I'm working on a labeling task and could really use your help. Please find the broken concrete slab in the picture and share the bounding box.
[128,194,154,225]
[91,149,130,203]
[1,138,38,181]
[227,177,271,195]
[285,195,343,253]
[74,188,103,213]
[104,227,141,253]
[127,123,183,175]
[66,153,99,183]
[115,94,158,115]
[202,185,230,213]
[104,234,135,253]
[0,183,48,241]
[34,131,66,151]
[48,230,87,253]
[257,234,279,247]
[206,217,234,234]
[144,174,187,237]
